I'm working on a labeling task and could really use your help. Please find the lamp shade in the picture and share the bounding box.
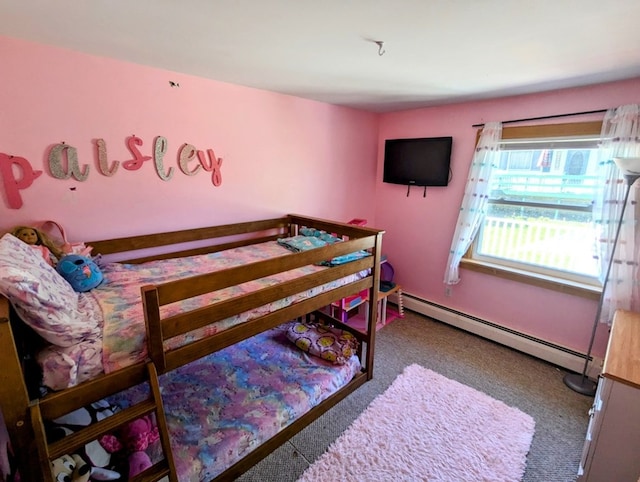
[613,157,640,176]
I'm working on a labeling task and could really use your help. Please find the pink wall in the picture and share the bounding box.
[0,36,378,241]
[376,78,640,358]
[2,35,638,360]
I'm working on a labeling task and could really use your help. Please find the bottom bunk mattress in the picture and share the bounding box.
[107,321,361,481]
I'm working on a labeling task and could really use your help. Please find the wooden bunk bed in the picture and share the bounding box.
[0,214,384,481]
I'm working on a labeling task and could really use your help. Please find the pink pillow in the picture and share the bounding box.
[0,233,97,347]
[286,321,358,365]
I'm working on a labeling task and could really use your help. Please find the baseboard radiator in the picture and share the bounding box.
[401,292,603,379]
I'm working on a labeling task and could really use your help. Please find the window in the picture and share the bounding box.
[467,122,603,287]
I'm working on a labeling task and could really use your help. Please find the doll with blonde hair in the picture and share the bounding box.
[10,225,65,266]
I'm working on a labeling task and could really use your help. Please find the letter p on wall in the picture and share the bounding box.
[0,153,42,209]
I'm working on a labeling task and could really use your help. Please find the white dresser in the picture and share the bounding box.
[578,309,640,482]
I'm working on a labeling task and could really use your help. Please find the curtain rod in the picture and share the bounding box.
[471,108,608,128]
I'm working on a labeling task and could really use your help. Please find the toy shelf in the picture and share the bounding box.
[327,289,369,323]
[329,219,404,331]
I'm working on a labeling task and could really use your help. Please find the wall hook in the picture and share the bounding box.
[374,41,385,56]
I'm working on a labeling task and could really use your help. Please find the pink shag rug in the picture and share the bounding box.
[298,364,535,482]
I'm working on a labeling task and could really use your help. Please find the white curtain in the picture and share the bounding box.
[444,122,502,284]
[594,104,640,323]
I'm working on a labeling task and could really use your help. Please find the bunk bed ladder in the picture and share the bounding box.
[30,361,177,482]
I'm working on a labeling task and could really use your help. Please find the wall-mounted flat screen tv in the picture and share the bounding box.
[383,136,453,186]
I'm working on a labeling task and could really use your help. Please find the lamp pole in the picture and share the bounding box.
[563,168,639,396]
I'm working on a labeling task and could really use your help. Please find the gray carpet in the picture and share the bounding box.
[237,310,593,482]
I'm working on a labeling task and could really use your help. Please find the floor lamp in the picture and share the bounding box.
[563,157,640,396]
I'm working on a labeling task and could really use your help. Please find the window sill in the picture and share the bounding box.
[460,259,601,301]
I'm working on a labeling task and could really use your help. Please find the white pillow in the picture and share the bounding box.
[0,233,95,347]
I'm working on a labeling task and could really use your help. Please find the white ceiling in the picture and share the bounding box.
[2,0,640,113]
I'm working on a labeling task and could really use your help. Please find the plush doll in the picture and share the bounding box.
[51,453,120,482]
[10,225,65,266]
[99,415,160,479]
[45,401,121,481]
[56,254,104,292]
[51,454,91,482]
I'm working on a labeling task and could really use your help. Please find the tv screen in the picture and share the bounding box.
[383,136,452,187]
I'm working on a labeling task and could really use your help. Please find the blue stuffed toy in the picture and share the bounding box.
[57,254,104,292]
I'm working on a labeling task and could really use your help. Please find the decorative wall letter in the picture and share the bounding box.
[0,153,43,209]
[153,136,174,181]
[95,138,119,176]
[3,133,225,209]
[197,149,223,186]
[123,136,152,170]
[178,143,201,176]
[48,144,89,181]
[212,155,223,187]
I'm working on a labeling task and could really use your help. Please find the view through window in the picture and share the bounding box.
[471,124,601,285]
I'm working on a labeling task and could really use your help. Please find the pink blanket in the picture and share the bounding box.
[39,241,364,390]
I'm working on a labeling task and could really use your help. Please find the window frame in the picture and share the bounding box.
[461,120,603,300]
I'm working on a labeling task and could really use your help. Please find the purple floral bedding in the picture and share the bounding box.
[108,323,361,481]
[38,241,365,390]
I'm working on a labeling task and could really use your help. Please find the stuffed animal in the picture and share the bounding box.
[51,454,91,482]
[45,400,121,480]
[56,254,104,292]
[51,453,120,482]
[10,225,65,266]
[99,415,160,479]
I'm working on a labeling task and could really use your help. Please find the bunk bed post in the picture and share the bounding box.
[286,214,297,237]
[365,231,384,380]
[30,401,55,479]
[142,286,167,372]
[0,297,45,482]
[146,362,178,480]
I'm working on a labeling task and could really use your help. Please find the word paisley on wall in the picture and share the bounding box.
[0,135,224,209]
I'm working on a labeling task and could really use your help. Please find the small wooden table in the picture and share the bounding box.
[376,284,404,325]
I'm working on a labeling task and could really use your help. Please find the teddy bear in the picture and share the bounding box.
[99,415,161,479]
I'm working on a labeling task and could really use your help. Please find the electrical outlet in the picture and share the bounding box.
[445,286,452,297]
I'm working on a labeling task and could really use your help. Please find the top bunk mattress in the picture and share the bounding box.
[37,240,368,390]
